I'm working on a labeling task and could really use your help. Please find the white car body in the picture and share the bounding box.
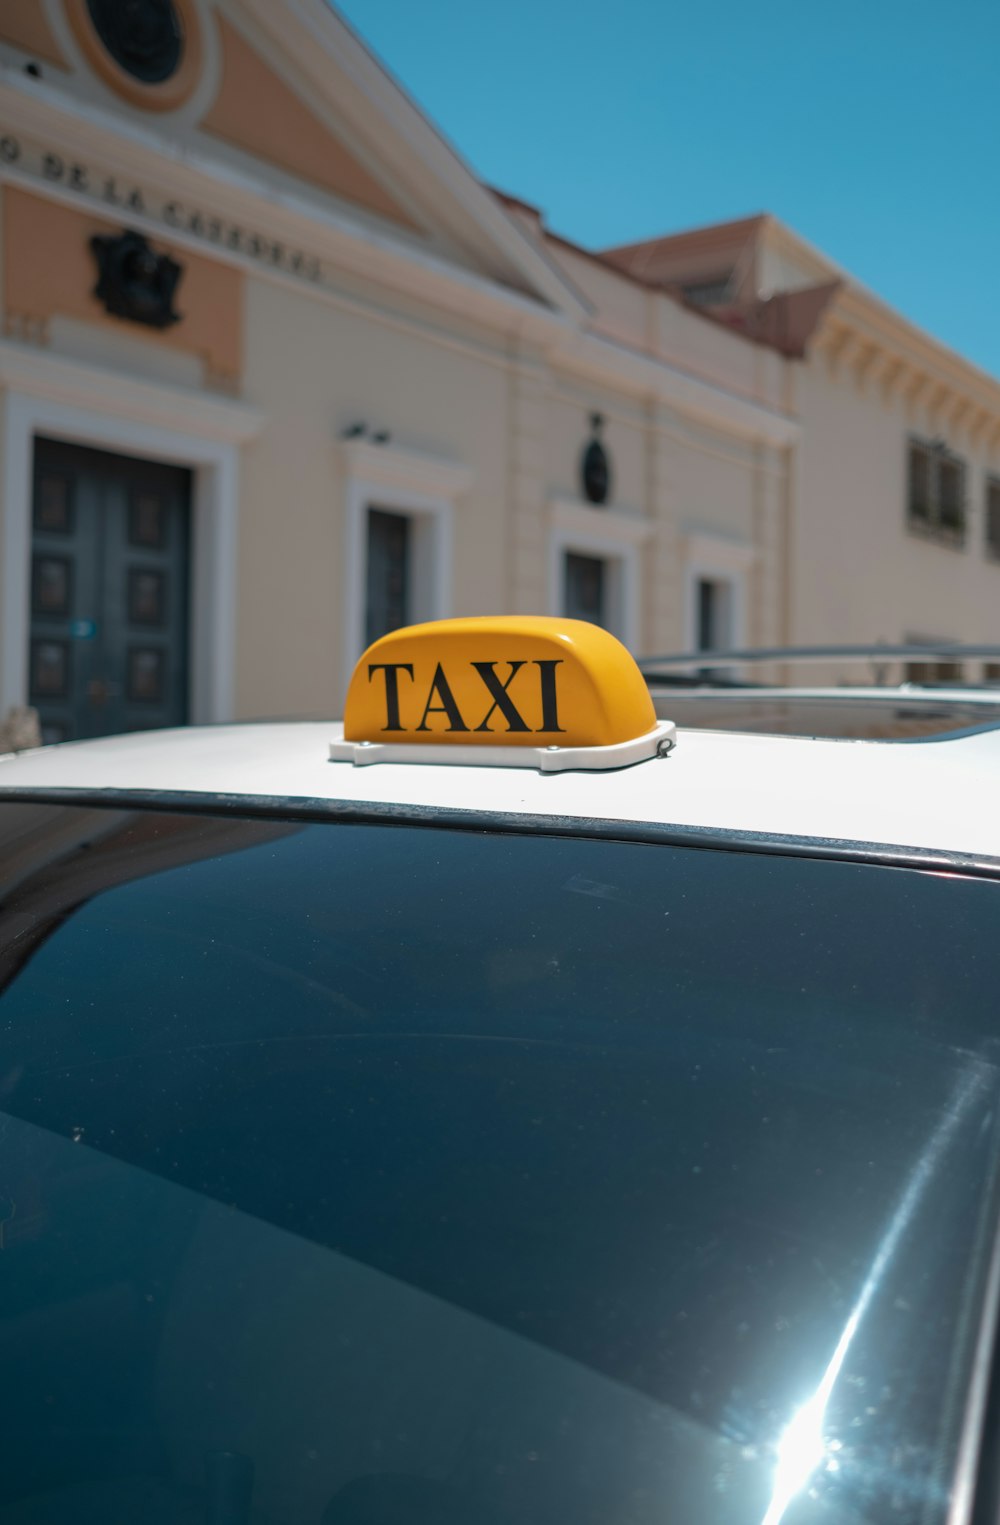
[1,717,999,866]
[1,685,1000,1525]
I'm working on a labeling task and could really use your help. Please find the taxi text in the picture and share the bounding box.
[368,660,565,733]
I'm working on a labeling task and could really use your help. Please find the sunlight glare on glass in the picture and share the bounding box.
[765,1396,825,1525]
[759,1056,992,1525]
[761,1307,860,1525]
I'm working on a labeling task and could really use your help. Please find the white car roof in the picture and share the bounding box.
[2,718,1000,863]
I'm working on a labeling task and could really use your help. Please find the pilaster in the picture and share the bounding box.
[506,338,549,614]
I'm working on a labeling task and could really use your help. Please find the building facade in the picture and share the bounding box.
[0,0,795,742]
[3,2,995,749]
[604,215,1000,680]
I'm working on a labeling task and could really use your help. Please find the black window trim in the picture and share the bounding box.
[985,474,1000,565]
[2,786,1000,885]
[907,434,968,549]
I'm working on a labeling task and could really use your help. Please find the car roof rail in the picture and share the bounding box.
[639,643,1000,685]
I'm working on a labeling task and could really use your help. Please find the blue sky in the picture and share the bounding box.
[337,0,1000,376]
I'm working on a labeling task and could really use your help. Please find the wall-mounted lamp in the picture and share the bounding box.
[581,413,611,506]
[340,423,392,445]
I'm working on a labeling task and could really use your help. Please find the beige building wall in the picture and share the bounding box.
[793,359,903,646]
[533,231,792,659]
[795,355,1000,653]
[669,423,756,542]
[544,233,788,412]
[230,261,795,710]
[738,219,1000,669]
[544,389,646,513]
[0,0,800,743]
[238,273,512,718]
[610,211,1000,679]
[6,0,1000,754]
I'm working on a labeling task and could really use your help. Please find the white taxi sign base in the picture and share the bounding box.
[329,719,676,773]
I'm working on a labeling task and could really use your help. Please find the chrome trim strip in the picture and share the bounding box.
[2,788,1000,882]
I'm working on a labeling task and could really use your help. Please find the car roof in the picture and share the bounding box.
[2,718,1000,863]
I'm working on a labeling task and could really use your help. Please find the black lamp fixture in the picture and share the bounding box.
[340,423,391,445]
[581,413,611,505]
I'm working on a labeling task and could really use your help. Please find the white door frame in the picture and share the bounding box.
[0,349,261,725]
[547,495,654,652]
[682,530,756,653]
[340,439,472,696]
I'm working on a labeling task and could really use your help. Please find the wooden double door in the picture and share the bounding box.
[29,438,192,743]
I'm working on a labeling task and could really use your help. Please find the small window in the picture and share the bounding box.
[909,443,932,524]
[697,578,716,651]
[681,275,732,305]
[564,552,607,627]
[551,511,639,648]
[905,635,963,686]
[985,479,1000,561]
[907,439,966,546]
[694,576,733,653]
[938,456,963,532]
[905,660,964,685]
[365,508,411,647]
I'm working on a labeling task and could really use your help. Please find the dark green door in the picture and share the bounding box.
[29,438,191,744]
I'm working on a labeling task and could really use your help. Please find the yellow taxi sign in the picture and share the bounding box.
[334,617,671,771]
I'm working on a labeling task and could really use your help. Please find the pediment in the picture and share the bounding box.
[0,0,585,316]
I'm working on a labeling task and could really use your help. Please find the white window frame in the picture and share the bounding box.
[682,530,755,654]
[547,496,653,652]
[341,439,471,694]
[0,341,262,725]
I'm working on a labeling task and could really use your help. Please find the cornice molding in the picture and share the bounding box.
[969,409,992,448]
[682,528,757,572]
[339,438,473,500]
[0,338,264,442]
[551,330,798,448]
[819,286,1000,426]
[880,357,907,403]
[0,76,572,346]
[549,495,654,546]
[0,78,798,450]
[238,0,591,325]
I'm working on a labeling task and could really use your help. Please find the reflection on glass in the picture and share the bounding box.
[763,1055,998,1525]
[0,814,998,1523]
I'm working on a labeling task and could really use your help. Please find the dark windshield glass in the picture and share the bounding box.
[0,804,998,1525]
